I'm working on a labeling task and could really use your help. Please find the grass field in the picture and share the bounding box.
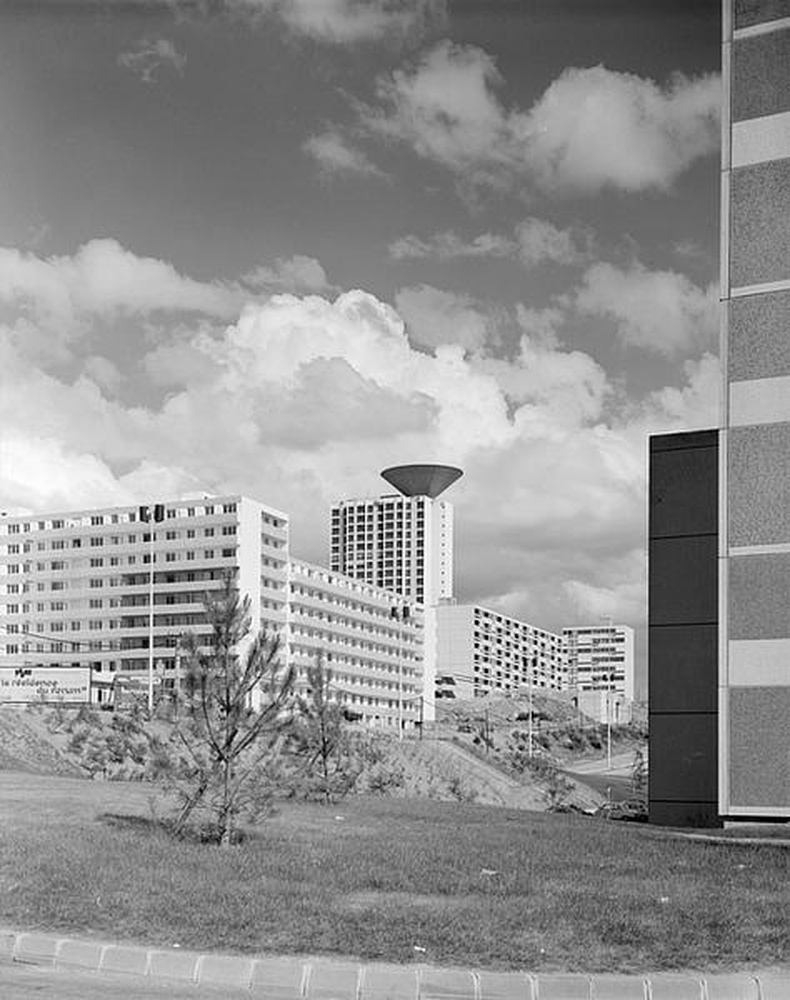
[0,770,787,974]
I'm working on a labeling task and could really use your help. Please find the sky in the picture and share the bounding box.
[0,0,723,694]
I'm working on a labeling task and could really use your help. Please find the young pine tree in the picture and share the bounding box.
[160,573,295,845]
[289,655,360,805]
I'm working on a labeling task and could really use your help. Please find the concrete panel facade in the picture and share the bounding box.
[648,431,720,828]
[729,159,790,288]
[721,0,790,819]
[728,288,790,380]
[734,0,790,29]
[728,424,790,543]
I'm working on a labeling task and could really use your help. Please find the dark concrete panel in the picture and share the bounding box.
[729,288,790,381]
[650,430,718,453]
[735,0,790,29]
[729,687,790,809]
[649,537,718,626]
[648,800,721,829]
[648,625,718,713]
[729,423,790,546]
[732,29,790,121]
[729,553,790,638]
[730,159,790,288]
[650,443,718,539]
[649,713,718,802]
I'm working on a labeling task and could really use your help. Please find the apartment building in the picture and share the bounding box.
[0,496,423,730]
[289,559,423,731]
[562,625,634,697]
[427,602,566,702]
[330,464,461,608]
[0,496,288,703]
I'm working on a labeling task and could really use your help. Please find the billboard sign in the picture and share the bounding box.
[0,666,91,704]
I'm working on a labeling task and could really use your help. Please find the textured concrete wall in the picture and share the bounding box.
[722,0,790,819]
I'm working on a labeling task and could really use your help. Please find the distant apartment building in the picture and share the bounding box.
[427,602,566,702]
[0,496,422,730]
[330,465,461,608]
[562,625,634,699]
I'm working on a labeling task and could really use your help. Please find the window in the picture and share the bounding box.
[222,548,234,558]
[90,537,103,547]
[204,550,214,559]
[90,558,103,568]
[204,528,215,537]
[72,538,81,548]
[89,578,103,589]
[91,516,103,526]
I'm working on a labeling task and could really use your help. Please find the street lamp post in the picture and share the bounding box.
[140,504,164,715]
[391,604,410,739]
[606,671,615,772]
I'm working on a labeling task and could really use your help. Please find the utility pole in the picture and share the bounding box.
[529,655,537,758]
[141,503,164,715]
[391,604,410,739]
[606,671,614,772]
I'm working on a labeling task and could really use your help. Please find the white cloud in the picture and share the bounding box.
[642,353,720,430]
[83,355,123,395]
[117,38,186,84]
[240,254,331,293]
[229,0,445,43]
[522,66,720,194]
[394,285,495,354]
[303,131,386,179]
[389,218,587,268]
[388,230,515,260]
[514,217,585,267]
[573,261,719,356]
[357,42,720,196]
[0,239,239,345]
[0,240,723,648]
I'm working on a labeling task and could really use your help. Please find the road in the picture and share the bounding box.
[562,752,642,803]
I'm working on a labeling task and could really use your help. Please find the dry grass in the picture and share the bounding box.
[0,770,787,974]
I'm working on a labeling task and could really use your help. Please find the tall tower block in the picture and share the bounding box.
[330,464,462,608]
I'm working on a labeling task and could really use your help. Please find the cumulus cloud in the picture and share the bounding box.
[240,255,331,293]
[521,66,721,194]
[573,261,719,356]
[356,41,720,196]
[117,38,186,84]
[0,239,238,345]
[394,285,496,354]
[0,239,723,650]
[303,130,386,179]
[229,0,445,43]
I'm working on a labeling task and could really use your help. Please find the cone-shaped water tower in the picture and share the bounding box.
[380,463,463,498]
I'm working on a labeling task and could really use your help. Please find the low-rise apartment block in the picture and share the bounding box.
[427,602,566,701]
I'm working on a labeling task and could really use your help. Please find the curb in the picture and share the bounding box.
[1,929,788,999]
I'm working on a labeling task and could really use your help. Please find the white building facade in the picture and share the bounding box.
[0,496,422,730]
[289,559,423,731]
[429,602,566,702]
[562,624,635,723]
[330,493,454,609]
